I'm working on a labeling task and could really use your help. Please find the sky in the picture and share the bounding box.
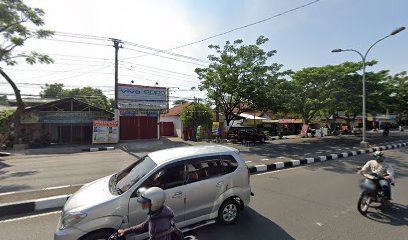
[0,0,407,105]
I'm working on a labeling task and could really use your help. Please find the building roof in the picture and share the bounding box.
[161,102,192,117]
[8,98,58,107]
[24,98,113,114]
[148,145,239,165]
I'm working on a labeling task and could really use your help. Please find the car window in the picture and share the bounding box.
[115,155,157,194]
[186,156,223,183]
[220,155,239,174]
[141,162,185,190]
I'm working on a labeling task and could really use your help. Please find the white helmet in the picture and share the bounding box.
[137,187,165,212]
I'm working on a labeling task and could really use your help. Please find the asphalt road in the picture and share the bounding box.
[1,147,407,240]
[1,131,407,194]
[0,150,136,193]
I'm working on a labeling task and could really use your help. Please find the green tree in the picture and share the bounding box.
[0,0,53,142]
[180,103,213,139]
[173,99,188,105]
[40,83,65,98]
[384,71,408,124]
[39,84,112,111]
[196,36,287,126]
[287,61,374,125]
[61,87,111,111]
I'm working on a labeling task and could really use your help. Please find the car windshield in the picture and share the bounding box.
[114,155,157,195]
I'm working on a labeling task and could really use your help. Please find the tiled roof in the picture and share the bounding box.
[161,102,193,117]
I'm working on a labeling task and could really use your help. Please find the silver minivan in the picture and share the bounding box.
[54,145,252,240]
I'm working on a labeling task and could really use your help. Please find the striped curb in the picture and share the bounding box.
[83,146,115,152]
[0,195,70,218]
[248,141,408,174]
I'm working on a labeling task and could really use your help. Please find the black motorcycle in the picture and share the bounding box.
[357,170,392,215]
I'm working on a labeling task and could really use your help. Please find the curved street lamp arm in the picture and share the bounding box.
[340,49,365,62]
[364,35,391,59]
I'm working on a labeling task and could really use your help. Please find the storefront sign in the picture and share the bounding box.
[117,84,168,112]
[92,120,119,144]
[21,111,110,124]
[119,109,159,117]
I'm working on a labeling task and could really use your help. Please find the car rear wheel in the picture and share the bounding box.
[218,199,240,224]
[260,137,265,143]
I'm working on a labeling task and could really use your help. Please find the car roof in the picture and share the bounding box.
[148,145,239,165]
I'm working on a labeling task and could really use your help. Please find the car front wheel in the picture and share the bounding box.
[218,199,241,224]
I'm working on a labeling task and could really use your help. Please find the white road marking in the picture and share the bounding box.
[261,159,269,161]
[277,157,285,159]
[316,222,323,227]
[0,211,61,224]
[245,161,252,163]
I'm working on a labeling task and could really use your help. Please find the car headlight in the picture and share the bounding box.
[59,212,87,230]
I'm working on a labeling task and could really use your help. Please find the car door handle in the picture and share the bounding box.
[172,191,183,198]
[216,181,223,187]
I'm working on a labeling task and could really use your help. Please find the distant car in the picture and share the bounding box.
[54,145,252,240]
[229,127,266,143]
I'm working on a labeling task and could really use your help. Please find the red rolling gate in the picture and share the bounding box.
[120,116,157,140]
[160,122,175,136]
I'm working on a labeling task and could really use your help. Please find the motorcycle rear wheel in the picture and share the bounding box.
[357,193,371,214]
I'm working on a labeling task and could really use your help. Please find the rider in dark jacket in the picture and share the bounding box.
[118,187,175,240]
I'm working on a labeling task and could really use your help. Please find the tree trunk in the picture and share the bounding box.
[0,68,25,110]
[0,68,25,143]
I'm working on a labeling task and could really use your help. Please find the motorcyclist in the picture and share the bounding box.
[117,187,182,240]
[358,151,395,204]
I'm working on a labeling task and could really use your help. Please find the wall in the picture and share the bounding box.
[160,116,182,138]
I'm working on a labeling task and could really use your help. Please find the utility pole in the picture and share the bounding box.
[111,38,123,109]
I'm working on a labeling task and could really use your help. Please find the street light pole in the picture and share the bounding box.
[332,26,405,148]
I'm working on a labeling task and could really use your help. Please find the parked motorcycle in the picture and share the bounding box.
[382,129,389,136]
[357,169,392,215]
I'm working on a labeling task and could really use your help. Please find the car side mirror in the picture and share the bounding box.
[131,187,147,198]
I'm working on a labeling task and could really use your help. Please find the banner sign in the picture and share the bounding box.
[117,84,168,113]
[117,84,167,101]
[300,124,309,137]
[212,122,220,135]
[92,120,119,144]
[21,111,110,124]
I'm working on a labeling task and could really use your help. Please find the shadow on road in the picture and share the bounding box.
[364,203,408,226]
[194,207,295,240]
[304,147,408,178]
[229,133,408,160]
[0,184,31,193]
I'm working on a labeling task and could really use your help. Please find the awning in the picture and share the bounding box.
[279,119,303,124]
[238,113,267,120]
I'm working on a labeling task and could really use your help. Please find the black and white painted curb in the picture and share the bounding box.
[0,195,70,218]
[248,142,408,174]
[82,146,115,152]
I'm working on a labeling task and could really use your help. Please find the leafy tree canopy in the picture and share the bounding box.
[40,83,112,111]
[196,36,288,125]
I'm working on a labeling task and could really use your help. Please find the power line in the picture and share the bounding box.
[138,0,321,56]
[120,61,198,78]
[41,38,111,47]
[123,40,208,63]
[123,46,207,66]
